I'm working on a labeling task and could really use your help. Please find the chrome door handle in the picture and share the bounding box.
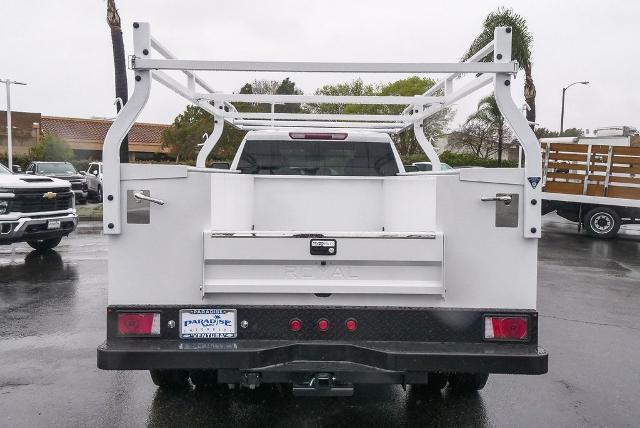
[481,195,512,205]
[133,192,165,205]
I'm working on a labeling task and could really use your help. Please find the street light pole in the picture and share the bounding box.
[1,79,27,171]
[560,80,589,134]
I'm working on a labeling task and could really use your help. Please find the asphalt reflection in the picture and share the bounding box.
[0,250,78,338]
[146,384,488,427]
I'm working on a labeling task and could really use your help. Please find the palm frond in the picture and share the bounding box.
[461,7,532,69]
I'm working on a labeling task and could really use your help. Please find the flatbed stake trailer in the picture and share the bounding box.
[541,140,640,238]
[97,22,547,396]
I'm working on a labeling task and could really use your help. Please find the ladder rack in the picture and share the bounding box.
[102,22,542,240]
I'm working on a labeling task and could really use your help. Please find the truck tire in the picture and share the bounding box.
[189,370,218,389]
[425,371,449,392]
[150,369,190,390]
[583,207,621,238]
[449,373,489,393]
[27,237,62,251]
[410,372,449,395]
[96,185,103,203]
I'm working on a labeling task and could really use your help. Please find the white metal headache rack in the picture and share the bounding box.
[102,22,542,238]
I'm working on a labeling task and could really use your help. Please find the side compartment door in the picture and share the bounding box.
[436,170,538,309]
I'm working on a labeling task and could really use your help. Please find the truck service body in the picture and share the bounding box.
[97,23,547,395]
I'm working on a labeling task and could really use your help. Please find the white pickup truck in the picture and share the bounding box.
[0,163,77,250]
[97,22,547,396]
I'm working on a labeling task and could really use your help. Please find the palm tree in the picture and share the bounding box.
[466,95,508,165]
[107,0,129,163]
[462,8,535,128]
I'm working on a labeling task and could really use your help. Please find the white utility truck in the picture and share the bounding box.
[541,131,640,238]
[97,23,547,396]
[0,163,77,250]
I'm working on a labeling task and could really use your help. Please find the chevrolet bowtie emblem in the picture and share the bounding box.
[42,192,57,199]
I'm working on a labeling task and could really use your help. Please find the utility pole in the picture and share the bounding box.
[560,81,589,134]
[1,79,27,171]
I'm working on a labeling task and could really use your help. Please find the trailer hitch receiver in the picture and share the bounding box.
[292,373,354,397]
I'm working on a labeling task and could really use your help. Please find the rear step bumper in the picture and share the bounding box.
[98,339,548,375]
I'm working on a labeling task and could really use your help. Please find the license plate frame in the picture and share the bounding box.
[179,309,237,339]
[47,219,61,230]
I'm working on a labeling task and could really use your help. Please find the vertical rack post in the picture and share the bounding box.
[492,26,542,239]
[102,22,152,235]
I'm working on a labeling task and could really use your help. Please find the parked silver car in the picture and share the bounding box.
[84,162,103,202]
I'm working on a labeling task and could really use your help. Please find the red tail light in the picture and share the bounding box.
[484,316,528,340]
[345,319,357,332]
[317,318,329,332]
[289,318,302,332]
[118,313,161,336]
[289,132,348,140]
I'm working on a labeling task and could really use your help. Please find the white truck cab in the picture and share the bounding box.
[0,163,78,250]
[84,162,104,202]
[97,22,547,396]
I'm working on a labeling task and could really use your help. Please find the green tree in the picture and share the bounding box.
[29,134,75,161]
[162,105,244,163]
[465,94,511,165]
[534,127,584,139]
[448,121,498,159]
[306,79,378,114]
[236,78,303,113]
[163,78,303,164]
[462,8,536,128]
[306,77,453,156]
[275,77,303,113]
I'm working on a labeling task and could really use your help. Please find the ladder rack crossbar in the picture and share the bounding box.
[199,93,442,105]
[221,111,413,122]
[231,119,408,129]
[133,58,517,74]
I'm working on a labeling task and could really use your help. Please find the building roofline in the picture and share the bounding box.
[40,115,169,127]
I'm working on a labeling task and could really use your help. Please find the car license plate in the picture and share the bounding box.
[47,220,61,230]
[180,309,237,339]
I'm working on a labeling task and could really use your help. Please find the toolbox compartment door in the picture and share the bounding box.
[202,232,444,295]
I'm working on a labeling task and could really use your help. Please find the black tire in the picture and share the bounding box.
[27,237,62,251]
[410,372,449,395]
[189,370,218,390]
[426,371,449,392]
[95,186,103,203]
[583,207,621,239]
[150,370,190,391]
[78,198,88,205]
[449,373,489,393]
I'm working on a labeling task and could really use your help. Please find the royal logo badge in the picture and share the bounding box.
[527,177,541,189]
[42,191,57,199]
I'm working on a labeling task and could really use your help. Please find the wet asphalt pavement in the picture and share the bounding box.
[1,216,639,427]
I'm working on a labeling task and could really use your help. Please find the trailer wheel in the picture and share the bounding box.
[448,373,489,393]
[150,369,190,390]
[583,207,621,238]
[27,237,62,251]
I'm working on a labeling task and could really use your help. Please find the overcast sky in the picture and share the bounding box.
[1,0,638,133]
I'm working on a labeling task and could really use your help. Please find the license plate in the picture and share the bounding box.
[180,309,237,339]
[47,220,61,230]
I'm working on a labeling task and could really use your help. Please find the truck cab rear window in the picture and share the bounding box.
[237,140,399,176]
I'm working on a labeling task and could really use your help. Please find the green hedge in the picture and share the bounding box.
[402,151,518,168]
